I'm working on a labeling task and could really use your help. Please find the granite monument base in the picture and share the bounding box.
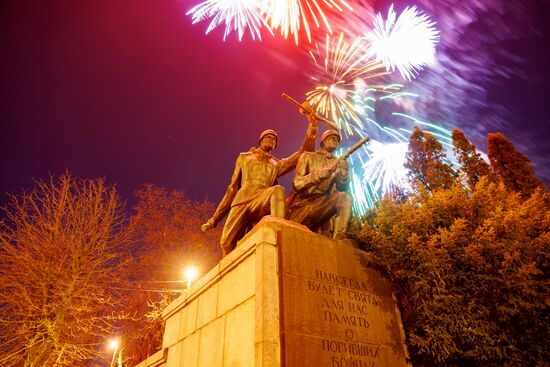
[159,216,409,367]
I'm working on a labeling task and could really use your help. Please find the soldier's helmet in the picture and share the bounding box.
[258,129,278,147]
[320,130,341,145]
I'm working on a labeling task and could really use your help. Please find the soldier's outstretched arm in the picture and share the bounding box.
[301,110,318,152]
[277,113,319,177]
[201,156,242,232]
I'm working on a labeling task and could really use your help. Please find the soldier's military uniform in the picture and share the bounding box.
[288,131,352,239]
[207,126,316,255]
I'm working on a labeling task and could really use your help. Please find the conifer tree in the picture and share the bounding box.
[452,128,493,190]
[487,132,546,196]
[405,126,458,191]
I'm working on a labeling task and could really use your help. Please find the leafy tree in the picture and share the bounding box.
[488,132,546,196]
[452,128,493,190]
[0,174,131,367]
[130,184,221,280]
[119,184,222,365]
[406,126,458,192]
[356,178,549,365]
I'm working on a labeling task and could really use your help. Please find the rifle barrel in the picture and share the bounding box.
[281,93,339,130]
[340,136,370,160]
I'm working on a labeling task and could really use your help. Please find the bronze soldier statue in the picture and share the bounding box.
[287,130,353,239]
[201,115,318,255]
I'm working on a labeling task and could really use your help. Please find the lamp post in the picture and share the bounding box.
[183,267,198,291]
[109,340,118,367]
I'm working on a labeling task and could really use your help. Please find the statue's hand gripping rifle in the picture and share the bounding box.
[282,93,339,130]
[319,135,371,182]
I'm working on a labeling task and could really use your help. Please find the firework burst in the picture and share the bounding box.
[306,34,388,136]
[263,0,353,44]
[366,4,439,80]
[361,140,409,194]
[342,87,455,213]
[187,0,272,41]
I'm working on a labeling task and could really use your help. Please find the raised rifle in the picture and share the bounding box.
[339,135,370,161]
[324,135,371,183]
[281,93,339,130]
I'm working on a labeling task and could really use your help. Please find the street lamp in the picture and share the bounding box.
[109,340,119,367]
[183,266,198,291]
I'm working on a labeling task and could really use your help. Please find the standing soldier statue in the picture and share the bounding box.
[201,110,318,256]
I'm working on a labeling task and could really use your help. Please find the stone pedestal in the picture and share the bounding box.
[160,216,409,367]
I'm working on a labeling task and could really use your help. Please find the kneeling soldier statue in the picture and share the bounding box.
[287,130,353,239]
[201,115,318,256]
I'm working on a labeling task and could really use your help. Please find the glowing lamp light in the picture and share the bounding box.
[109,339,120,367]
[184,267,198,281]
[183,267,199,291]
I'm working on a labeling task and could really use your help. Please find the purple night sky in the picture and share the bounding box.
[1,0,549,205]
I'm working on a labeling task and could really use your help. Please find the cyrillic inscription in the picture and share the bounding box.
[305,268,383,365]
